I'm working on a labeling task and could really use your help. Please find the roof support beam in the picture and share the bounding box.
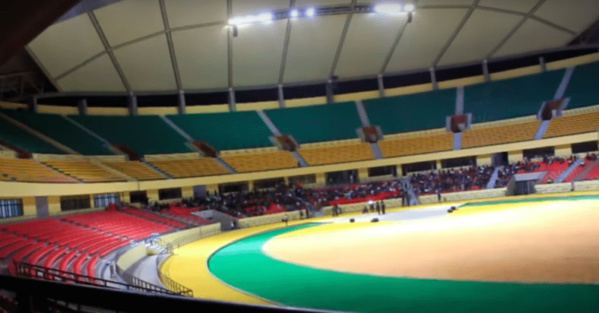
[487,0,546,59]
[329,0,357,78]
[278,0,295,84]
[88,12,132,92]
[159,0,183,91]
[431,0,480,68]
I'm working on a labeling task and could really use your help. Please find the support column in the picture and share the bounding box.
[146,189,159,203]
[128,93,138,116]
[47,195,61,215]
[555,144,571,156]
[482,59,490,82]
[316,172,326,185]
[78,99,87,115]
[177,90,186,114]
[539,56,546,73]
[206,184,219,195]
[326,79,334,104]
[436,160,442,169]
[28,96,38,113]
[477,154,493,166]
[228,88,236,112]
[22,197,36,217]
[508,150,523,163]
[429,67,438,90]
[278,84,285,108]
[121,191,131,204]
[377,74,385,98]
[181,186,193,198]
[395,164,403,177]
[357,168,369,182]
[89,195,95,208]
[248,180,254,191]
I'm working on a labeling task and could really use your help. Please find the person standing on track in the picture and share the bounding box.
[381,200,386,215]
[375,201,381,215]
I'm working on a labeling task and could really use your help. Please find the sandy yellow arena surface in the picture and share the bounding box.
[264,199,599,283]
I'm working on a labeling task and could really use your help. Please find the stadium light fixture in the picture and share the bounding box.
[404,3,415,12]
[290,9,299,18]
[306,7,316,17]
[374,3,403,15]
[228,12,273,26]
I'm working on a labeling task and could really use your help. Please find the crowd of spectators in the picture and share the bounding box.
[409,165,494,194]
[140,154,598,219]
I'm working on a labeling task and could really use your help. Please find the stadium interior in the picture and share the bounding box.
[0,1,598,312]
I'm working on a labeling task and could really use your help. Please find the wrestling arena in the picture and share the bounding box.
[161,191,599,312]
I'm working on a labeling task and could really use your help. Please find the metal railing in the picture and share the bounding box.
[14,262,188,297]
[155,255,193,297]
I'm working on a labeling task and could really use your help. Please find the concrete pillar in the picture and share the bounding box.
[539,56,546,73]
[128,93,138,116]
[429,67,438,90]
[482,59,490,82]
[181,186,194,198]
[436,160,442,169]
[89,195,95,208]
[508,150,523,163]
[395,165,403,177]
[47,196,61,215]
[28,96,38,113]
[357,168,369,181]
[316,172,326,185]
[78,99,88,115]
[248,180,255,191]
[206,184,219,195]
[146,189,159,203]
[477,154,493,166]
[121,191,131,204]
[326,79,334,104]
[377,74,385,98]
[228,88,236,112]
[177,90,186,114]
[22,197,36,217]
[555,144,571,157]
[278,84,285,108]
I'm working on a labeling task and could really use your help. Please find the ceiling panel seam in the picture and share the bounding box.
[486,0,546,59]
[379,0,420,75]
[55,51,106,81]
[159,0,182,91]
[278,0,295,84]
[529,16,577,35]
[431,0,480,68]
[88,11,131,92]
[329,0,357,78]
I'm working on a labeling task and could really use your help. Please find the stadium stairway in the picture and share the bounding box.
[214,158,237,173]
[534,120,550,140]
[370,143,382,159]
[141,159,173,179]
[487,166,502,189]
[453,132,462,150]
[577,159,599,181]
[555,159,583,183]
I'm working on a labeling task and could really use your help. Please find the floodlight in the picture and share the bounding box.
[404,3,415,12]
[306,8,316,17]
[290,9,299,18]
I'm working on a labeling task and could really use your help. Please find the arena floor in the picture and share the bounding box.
[161,192,599,312]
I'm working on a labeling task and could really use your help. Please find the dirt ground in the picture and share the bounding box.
[263,200,599,283]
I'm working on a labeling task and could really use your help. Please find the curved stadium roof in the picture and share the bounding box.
[26,0,599,94]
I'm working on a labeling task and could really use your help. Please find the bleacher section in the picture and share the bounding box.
[167,111,273,150]
[0,114,63,154]
[102,161,165,181]
[564,61,599,109]
[464,69,564,122]
[221,150,298,173]
[544,110,599,138]
[43,160,125,182]
[0,158,77,183]
[265,102,362,143]
[69,115,192,155]
[62,211,172,240]
[461,117,539,149]
[363,88,455,134]
[378,130,453,158]
[147,155,229,178]
[583,161,599,180]
[2,110,113,155]
[299,141,373,166]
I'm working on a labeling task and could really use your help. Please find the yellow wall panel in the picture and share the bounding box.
[138,107,179,115]
[87,107,129,116]
[546,53,599,71]
[48,195,61,214]
[186,104,229,113]
[384,83,433,97]
[285,97,327,108]
[334,90,379,103]
[438,75,485,89]
[236,101,279,111]
[490,65,541,81]
[37,105,79,115]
